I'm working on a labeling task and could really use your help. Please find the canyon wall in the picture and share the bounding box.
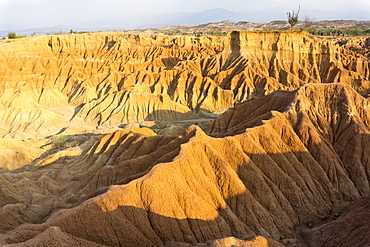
[0,31,369,139]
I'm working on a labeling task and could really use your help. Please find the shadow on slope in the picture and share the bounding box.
[2,127,369,247]
[1,84,370,246]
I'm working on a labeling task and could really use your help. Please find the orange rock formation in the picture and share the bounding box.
[0,83,368,246]
[0,31,369,246]
[0,31,369,139]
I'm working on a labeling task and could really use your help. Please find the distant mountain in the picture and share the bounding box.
[65,8,260,30]
[0,8,250,36]
[1,8,369,37]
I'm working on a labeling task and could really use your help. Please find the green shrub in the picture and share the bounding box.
[51,135,69,149]
[8,32,17,39]
[7,32,25,39]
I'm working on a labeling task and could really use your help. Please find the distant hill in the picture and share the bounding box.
[127,20,370,37]
[1,8,369,37]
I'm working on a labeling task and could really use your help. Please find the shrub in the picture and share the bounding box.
[51,135,69,149]
[8,32,17,39]
[7,32,25,39]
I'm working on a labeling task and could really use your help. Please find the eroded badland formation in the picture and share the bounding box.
[0,30,369,246]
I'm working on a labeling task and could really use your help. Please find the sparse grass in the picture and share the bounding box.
[51,135,69,149]
[50,135,81,149]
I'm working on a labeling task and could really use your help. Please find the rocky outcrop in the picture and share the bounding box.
[166,236,285,247]
[300,196,370,247]
[0,31,369,139]
[1,31,369,246]
[337,36,370,59]
[0,83,368,246]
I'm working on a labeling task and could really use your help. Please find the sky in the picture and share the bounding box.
[0,0,369,30]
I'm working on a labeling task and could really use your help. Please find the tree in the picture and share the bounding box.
[287,6,300,30]
[7,32,17,39]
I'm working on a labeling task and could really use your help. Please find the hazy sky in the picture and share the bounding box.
[1,0,369,30]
